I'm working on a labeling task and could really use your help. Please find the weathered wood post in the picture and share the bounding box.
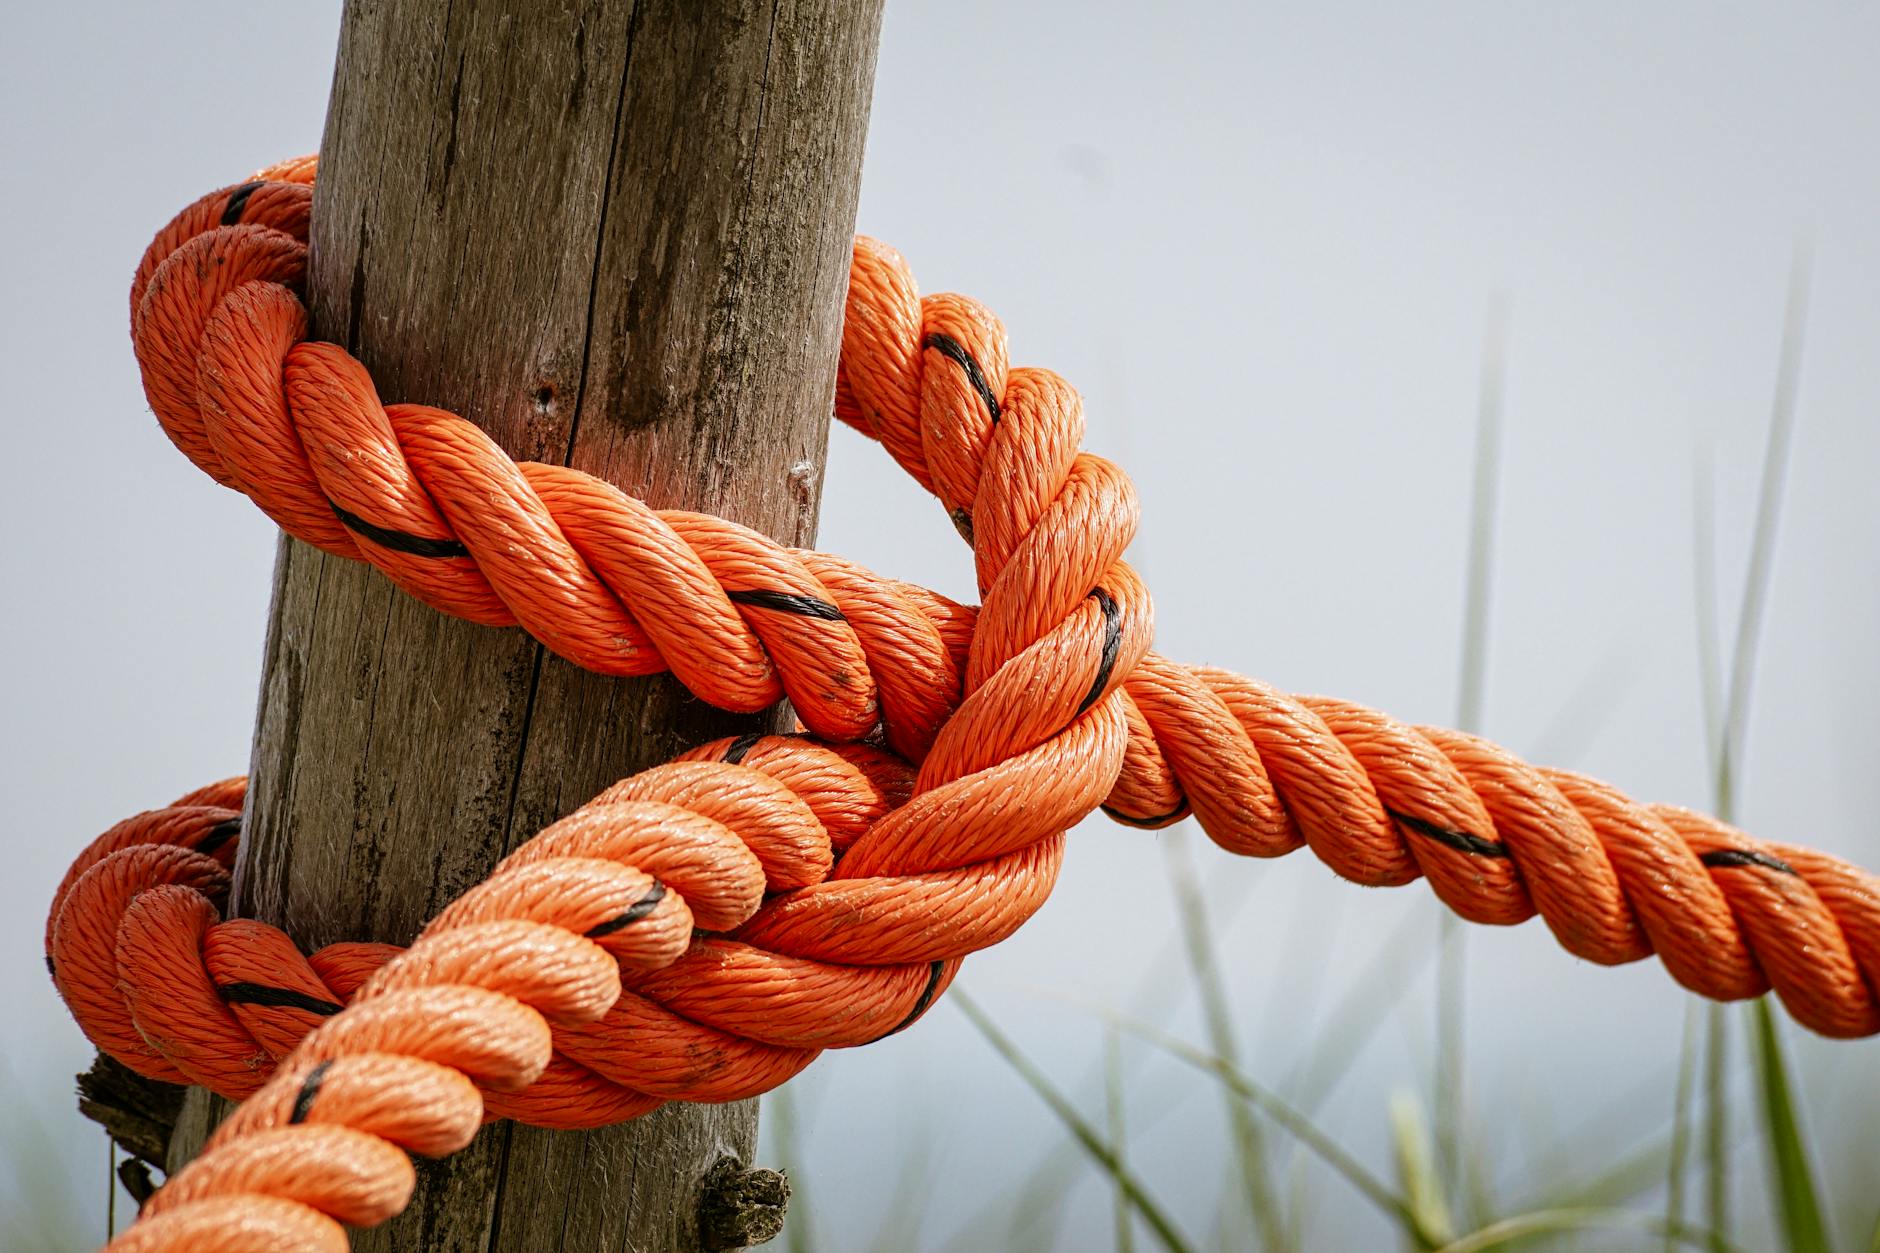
[169,2,885,1248]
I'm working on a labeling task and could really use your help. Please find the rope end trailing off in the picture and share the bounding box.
[697,1158,791,1250]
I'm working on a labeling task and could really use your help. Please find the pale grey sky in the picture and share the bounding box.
[4,3,1877,1249]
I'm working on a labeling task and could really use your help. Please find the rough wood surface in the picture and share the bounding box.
[168,2,884,1249]
[697,1160,791,1249]
[78,1055,182,1171]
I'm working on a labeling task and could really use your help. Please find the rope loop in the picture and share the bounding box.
[54,157,1880,1250]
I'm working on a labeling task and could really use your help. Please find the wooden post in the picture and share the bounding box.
[168,2,884,1249]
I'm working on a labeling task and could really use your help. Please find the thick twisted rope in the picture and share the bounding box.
[53,159,1880,1248]
[49,738,931,1132]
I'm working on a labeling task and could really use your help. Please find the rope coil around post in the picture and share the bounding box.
[48,158,1880,1250]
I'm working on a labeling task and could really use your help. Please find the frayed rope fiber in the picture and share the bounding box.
[49,156,1880,1252]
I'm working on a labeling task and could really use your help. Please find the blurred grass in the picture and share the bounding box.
[1433,294,1507,1235]
[936,856,1276,1246]
[1104,1029,1134,1253]
[1104,1009,1437,1245]
[766,1074,814,1253]
[1687,243,1826,1253]
[1283,906,1429,1113]
[0,1058,95,1250]
[1704,1004,1732,1252]
[1667,999,1701,1250]
[1162,825,1285,1249]
[867,1124,939,1252]
[953,989,1196,1253]
[1431,1206,1739,1253]
[1752,1001,1830,1253]
[1390,1090,1455,1247]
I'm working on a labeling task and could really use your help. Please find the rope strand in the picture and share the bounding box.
[52,157,1880,1250]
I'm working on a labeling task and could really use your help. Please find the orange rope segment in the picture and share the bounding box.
[48,157,1880,1250]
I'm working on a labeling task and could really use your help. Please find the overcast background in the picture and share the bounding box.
[4,3,1878,1249]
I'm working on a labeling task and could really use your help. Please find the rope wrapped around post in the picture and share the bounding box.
[46,158,1880,1250]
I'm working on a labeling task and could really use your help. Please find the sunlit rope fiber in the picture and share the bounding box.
[51,156,1880,1251]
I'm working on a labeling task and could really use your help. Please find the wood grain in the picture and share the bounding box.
[168,2,885,1249]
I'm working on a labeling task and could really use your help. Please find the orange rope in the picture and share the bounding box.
[50,158,1880,1250]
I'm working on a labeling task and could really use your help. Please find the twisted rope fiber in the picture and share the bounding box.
[52,159,1880,1249]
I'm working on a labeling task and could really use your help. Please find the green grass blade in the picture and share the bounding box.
[1705,1003,1731,1251]
[1749,1000,1830,1252]
[953,990,1196,1253]
[1391,1090,1455,1248]
[1434,1206,1743,1253]
[1724,247,1825,1253]
[1163,827,1286,1250]
[1667,999,1701,1250]
[1432,916,1467,1226]
[1692,242,1816,1253]
[1284,1146,1310,1251]
[1455,293,1507,737]
[1717,240,1810,824]
[1692,446,1725,780]
[1433,295,1506,1219]
[1693,412,1733,1253]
